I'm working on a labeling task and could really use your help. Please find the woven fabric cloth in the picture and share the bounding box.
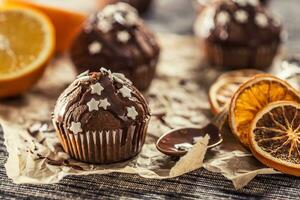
[1,129,300,199]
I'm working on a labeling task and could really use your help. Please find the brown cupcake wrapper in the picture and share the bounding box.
[53,119,149,164]
[204,41,279,70]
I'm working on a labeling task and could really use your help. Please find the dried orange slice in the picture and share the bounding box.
[0,6,55,98]
[209,69,262,114]
[249,101,300,176]
[229,74,300,147]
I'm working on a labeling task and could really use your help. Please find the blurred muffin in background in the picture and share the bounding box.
[194,0,282,70]
[71,3,160,90]
[99,0,153,14]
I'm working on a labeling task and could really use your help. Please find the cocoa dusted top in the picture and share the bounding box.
[195,0,282,46]
[71,2,160,74]
[53,68,150,134]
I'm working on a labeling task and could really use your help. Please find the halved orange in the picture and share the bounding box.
[249,101,300,176]
[229,74,300,147]
[0,6,55,98]
[3,0,88,52]
[209,69,262,114]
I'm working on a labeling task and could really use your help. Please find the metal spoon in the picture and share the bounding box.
[156,110,227,157]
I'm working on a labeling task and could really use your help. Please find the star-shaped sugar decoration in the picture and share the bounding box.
[117,31,131,43]
[90,82,104,95]
[126,12,138,26]
[88,41,102,55]
[119,86,132,98]
[69,122,82,134]
[126,106,138,120]
[233,0,247,6]
[255,13,268,28]
[87,98,99,111]
[216,11,230,26]
[234,10,248,23]
[99,98,111,110]
[248,0,259,6]
[97,20,112,33]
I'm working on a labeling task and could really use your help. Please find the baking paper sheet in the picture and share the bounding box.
[1,34,281,189]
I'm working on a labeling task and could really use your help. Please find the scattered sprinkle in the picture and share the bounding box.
[255,13,268,27]
[90,83,104,95]
[97,20,112,33]
[88,41,102,54]
[216,11,230,26]
[119,86,132,98]
[117,31,131,43]
[87,98,100,111]
[248,0,259,6]
[234,10,248,23]
[233,0,247,6]
[69,122,82,134]
[126,12,138,25]
[127,106,138,120]
[99,98,111,110]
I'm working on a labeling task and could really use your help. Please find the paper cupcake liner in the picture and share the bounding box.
[204,41,279,70]
[53,119,149,164]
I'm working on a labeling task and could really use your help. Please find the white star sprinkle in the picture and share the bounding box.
[255,13,268,28]
[69,122,82,134]
[233,0,247,6]
[87,98,99,111]
[117,31,131,43]
[126,11,138,25]
[234,10,248,23]
[127,106,138,120]
[119,86,131,98]
[97,20,112,33]
[216,11,230,26]
[90,83,104,95]
[99,98,111,110]
[248,0,259,6]
[88,41,102,55]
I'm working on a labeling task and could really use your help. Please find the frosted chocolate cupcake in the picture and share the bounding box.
[52,68,150,164]
[194,0,282,70]
[71,3,160,91]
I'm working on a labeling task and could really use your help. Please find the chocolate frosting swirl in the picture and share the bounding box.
[195,0,282,46]
[53,68,150,134]
[70,3,160,77]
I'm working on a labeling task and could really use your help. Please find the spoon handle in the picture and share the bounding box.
[211,109,228,128]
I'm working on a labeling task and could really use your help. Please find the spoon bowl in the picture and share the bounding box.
[156,111,227,157]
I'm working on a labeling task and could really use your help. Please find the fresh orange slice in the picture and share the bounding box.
[249,101,300,176]
[209,69,262,114]
[0,6,55,98]
[229,74,300,147]
[3,0,88,52]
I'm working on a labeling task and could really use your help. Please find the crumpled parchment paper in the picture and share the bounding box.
[1,34,285,189]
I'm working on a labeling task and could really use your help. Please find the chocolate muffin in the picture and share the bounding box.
[194,0,282,70]
[71,3,160,91]
[52,68,150,164]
